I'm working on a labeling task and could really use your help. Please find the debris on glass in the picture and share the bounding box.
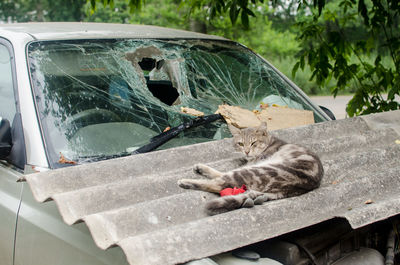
[58,152,77,165]
[180,107,204,117]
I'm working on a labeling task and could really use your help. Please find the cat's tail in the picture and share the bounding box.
[205,190,266,215]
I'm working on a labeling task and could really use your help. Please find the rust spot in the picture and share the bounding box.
[364,199,373,204]
[59,152,77,165]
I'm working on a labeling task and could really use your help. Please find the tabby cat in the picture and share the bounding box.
[178,123,324,215]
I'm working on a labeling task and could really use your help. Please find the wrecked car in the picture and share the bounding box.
[1,22,399,265]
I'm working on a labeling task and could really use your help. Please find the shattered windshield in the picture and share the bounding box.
[28,39,325,166]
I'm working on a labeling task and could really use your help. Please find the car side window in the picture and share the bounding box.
[0,43,16,122]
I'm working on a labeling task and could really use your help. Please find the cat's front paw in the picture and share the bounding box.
[178,179,198,190]
[253,195,267,205]
[238,157,249,166]
[242,198,254,208]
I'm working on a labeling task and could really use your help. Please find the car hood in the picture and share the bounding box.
[23,110,400,265]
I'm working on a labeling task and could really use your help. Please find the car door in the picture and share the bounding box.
[0,38,24,265]
[0,163,23,265]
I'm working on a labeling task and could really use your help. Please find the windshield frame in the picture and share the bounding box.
[27,38,330,169]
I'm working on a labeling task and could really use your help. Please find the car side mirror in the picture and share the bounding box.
[319,105,336,120]
[0,118,12,158]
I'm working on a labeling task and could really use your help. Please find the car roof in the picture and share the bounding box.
[0,22,228,41]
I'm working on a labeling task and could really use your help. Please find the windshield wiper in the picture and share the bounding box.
[63,114,224,165]
[75,152,131,163]
[132,114,224,154]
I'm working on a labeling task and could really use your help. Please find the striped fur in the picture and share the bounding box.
[178,123,324,215]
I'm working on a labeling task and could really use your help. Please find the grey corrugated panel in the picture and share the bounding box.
[53,157,243,225]
[25,139,239,203]
[24,110,400,265]
[118,166,400,265]
[53,127,397,226]
[83,146,400,251]
[362,109,400,134]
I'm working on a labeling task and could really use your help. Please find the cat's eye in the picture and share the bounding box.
[238,142,244,146]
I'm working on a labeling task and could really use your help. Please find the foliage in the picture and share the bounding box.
[294,0,400,116]
[84,0,187,28]
[0,0,85,22]
[271,56,334,95]
[91,0,400,116]
[86,0,324,95]
[88,0,271,29]
[84,0,131,23]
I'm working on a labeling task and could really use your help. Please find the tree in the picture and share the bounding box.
[294,0,400,116]
[0,0,85,22]
[90,0,399,117]
[85,0,299,59]
[84,0,188,28]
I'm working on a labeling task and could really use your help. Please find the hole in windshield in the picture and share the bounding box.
[137,57,179,106]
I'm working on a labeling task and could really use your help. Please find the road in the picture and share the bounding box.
[310,95,353,120]
[311,94,400,120]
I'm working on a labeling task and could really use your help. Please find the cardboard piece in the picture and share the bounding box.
[180,107,204,117]
[216,104,314,131]
[215,105,261,128]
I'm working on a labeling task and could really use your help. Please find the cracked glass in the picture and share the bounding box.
[28,39,325,166]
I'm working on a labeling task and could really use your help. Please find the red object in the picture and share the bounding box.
[220,185,247,197]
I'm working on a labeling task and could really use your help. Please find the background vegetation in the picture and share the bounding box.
[1,0,398,116]
[0,0,333,95]
[82,0,334,95]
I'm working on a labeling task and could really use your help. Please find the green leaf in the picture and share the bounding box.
[241,10,249,29]
[229,4,239,24]
[244,7,255,17]
[317,0,325,15]
[388,89,396,101]
[239,0,247,9]
[292,62,300,77]
[332,87,339,97]
[300,55,305,70]
[358,0,369,26]
[90,0,96,9]
[374,55,381,66]
[210,6,217,18]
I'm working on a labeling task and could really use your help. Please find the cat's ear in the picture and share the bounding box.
[257,122,269,135]
[228,124,241,136]
[260,122,268,130]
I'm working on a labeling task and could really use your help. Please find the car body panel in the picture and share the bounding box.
[14,180,129,265]
[0,32,48,168]
[0,163,23,265]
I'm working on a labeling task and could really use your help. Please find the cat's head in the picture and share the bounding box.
[229,122,271,157]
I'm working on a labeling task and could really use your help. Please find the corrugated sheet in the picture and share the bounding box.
[24,110,400,265]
